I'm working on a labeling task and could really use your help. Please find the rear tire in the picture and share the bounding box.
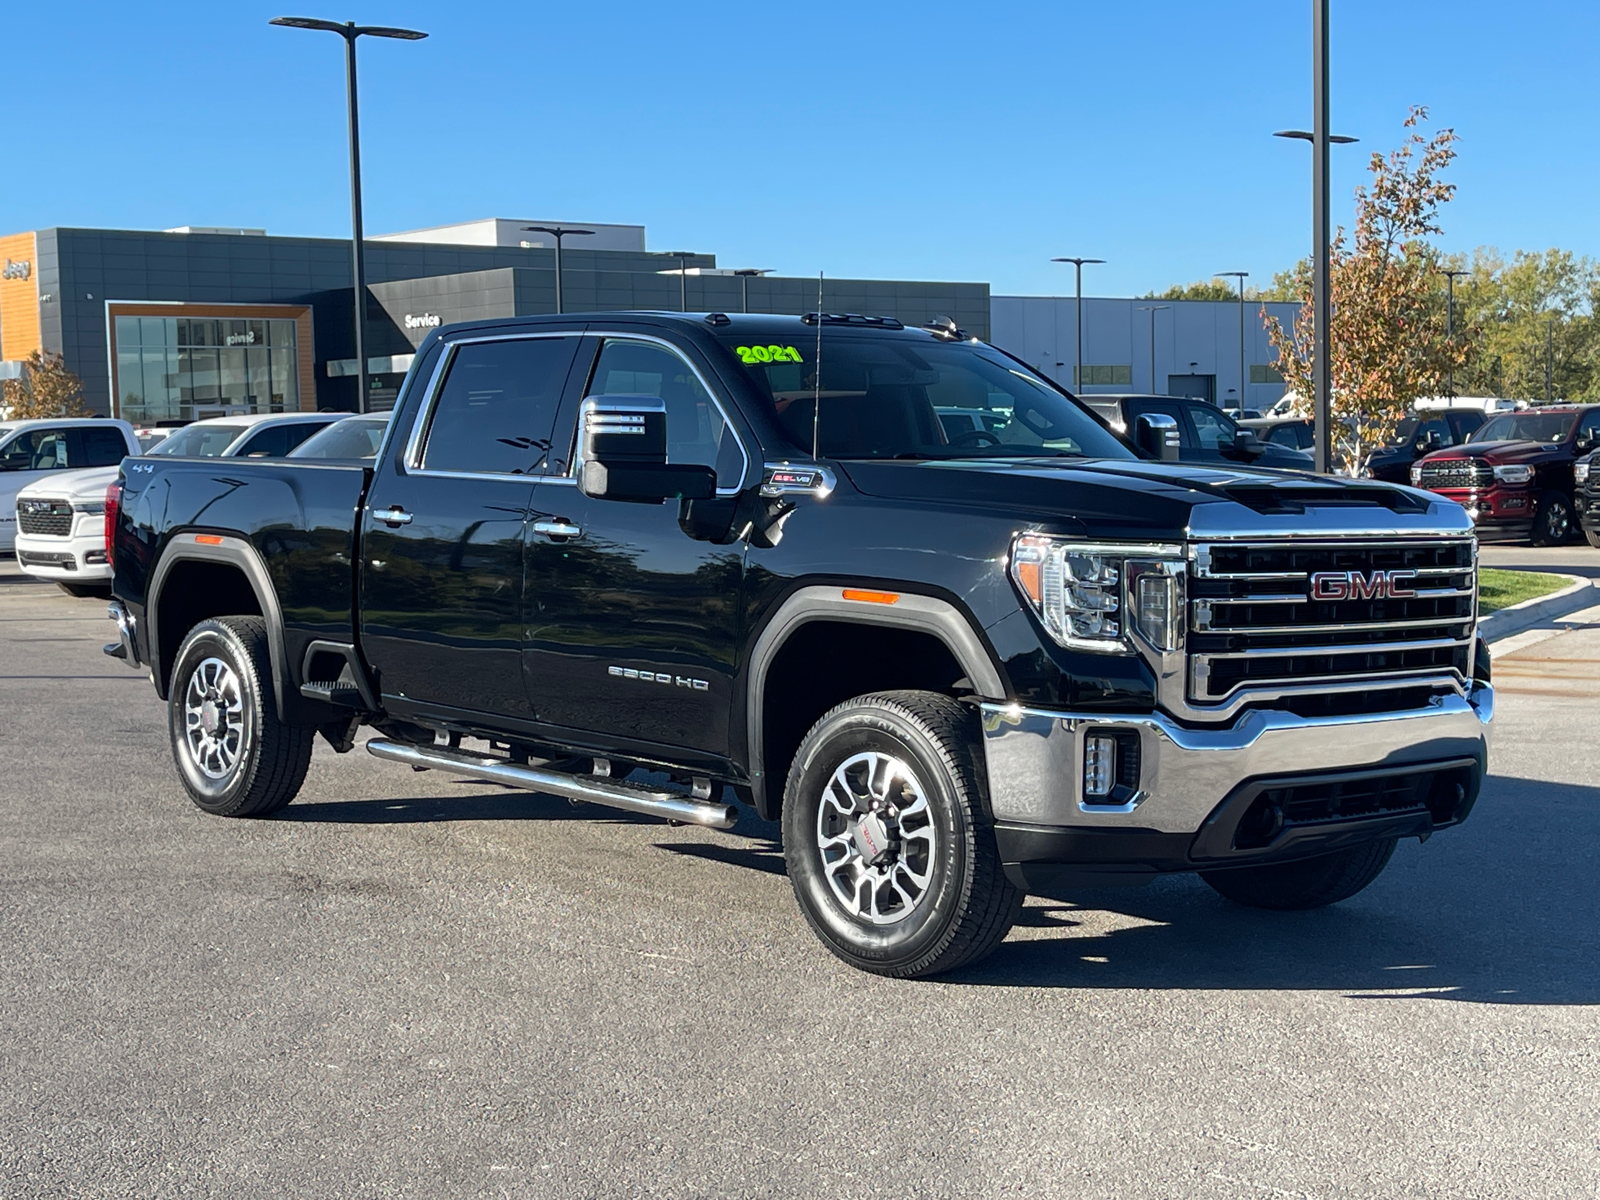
[1530,490,1574,546]
[781,690,1023,978]
[168,616,313,817]
[1200,838,1398,910]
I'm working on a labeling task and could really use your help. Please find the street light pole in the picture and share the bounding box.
[1218,272,1249,410]
[522,226,593,314]
[1136,305,1170,394]
[663,252,695,311]
[270,17,427,414]
[1274,0,1357,473]
[733,268,773,314]
[1051,257,1104,391]
[1438,267,1467,398]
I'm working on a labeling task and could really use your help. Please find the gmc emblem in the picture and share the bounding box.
[1310,569,1417,601]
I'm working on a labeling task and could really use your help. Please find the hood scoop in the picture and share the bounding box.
[1218,480,1429,516]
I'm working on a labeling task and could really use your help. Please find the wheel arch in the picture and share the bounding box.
[148,534,289,721]
[743,585,1007,821]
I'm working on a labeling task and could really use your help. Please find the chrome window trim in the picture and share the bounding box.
[403,331,579,477]
[565,331,752,497]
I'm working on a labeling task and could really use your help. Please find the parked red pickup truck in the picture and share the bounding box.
[1410,405,1600,545]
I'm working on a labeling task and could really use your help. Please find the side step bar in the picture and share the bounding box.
[366,739,739,830]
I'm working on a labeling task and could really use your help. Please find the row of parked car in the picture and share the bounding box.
[6,390,1600,600]
[1,412,388,595]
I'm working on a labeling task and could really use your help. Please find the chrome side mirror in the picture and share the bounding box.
[1136,413,1182,462]
[576,395,715,503]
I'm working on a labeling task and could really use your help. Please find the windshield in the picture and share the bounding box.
[289,416,388,460]
[714,332,1131,460]
[147,423,248,457]
[1471,411,1577,444]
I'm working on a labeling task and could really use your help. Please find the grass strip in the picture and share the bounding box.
[1478,568,1572,615]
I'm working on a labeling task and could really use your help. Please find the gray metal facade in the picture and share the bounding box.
[25,226,986,415]
[990,295,1302,408]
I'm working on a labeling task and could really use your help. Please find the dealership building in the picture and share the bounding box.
[0,217,1295,420]
[0,219,990,420]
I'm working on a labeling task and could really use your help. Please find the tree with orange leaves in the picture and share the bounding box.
[1265,107,1473,474]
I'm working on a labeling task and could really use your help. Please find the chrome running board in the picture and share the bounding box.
[366,739,739,830]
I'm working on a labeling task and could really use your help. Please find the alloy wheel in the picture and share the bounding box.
[183,656,247,779]
[814,750,938,925]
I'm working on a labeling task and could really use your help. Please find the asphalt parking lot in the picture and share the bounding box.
[1,554,1597,1199]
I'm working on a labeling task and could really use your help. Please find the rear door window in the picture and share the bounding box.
[420,337,581,475]
[78,426,130,466]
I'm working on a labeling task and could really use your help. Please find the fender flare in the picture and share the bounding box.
[147,533,290,721]
[743,585,1007,818]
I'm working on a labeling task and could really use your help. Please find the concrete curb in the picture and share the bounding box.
[1479,573,1599,643]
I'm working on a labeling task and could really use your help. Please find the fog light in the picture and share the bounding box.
[1084,734,1116,799]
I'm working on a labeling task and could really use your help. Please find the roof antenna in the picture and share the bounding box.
[811,271,824,463]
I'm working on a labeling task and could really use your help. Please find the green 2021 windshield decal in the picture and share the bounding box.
[736,344,804,364]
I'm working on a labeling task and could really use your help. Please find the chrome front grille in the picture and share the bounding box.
[17,499,73,537]
[1188,539,1476,703]
[1416,458,1492,490]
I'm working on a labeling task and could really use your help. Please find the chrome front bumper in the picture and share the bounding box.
[980,684,1493,835]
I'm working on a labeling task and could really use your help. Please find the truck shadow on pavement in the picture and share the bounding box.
[944,774,1599,1006]
[275,770,1596,1005]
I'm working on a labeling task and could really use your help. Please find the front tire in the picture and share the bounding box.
[1530,490,1574,546]
[1584,526,1600,549]
[168,616,314,817]
[1199,838,1397,910]
[781,691,1022,978]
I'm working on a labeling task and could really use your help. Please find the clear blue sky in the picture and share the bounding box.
[5,1,1595,297]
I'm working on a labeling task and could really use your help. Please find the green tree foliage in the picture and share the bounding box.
[1449,248,1599,402]
[1143,278,1258,302]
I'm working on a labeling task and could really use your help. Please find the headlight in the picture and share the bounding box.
[1009,535,1185,653]
[1410,464,1424,486]
[1575,459,1590,484]
[1492,464,1532,485]
[71,501,106,515]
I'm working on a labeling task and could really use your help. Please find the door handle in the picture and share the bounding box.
[532,519,582,540]
[376,506,413,527]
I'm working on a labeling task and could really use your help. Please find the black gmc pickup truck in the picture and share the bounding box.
[105,312,1494,978]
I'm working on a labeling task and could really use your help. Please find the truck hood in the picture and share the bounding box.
[1418,439,1561,465]
[837,457,1471,541]
[15,465,122,503]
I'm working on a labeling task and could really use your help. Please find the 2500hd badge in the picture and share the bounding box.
[104,310,1492,978]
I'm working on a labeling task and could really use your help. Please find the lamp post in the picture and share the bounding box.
[1438,267,1467,398]
[270,17,427,414]
[1274,0,1358,471]
[1051,257,1104,391]
[662,252,696,311]
[1135,305,1170,394]
[1218,271,1249,410]
[733,268,773,314]
[522,226,593,314]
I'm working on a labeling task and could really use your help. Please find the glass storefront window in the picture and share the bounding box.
[116,313,299,423]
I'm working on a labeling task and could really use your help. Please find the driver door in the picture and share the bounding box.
[522,333,749,757]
